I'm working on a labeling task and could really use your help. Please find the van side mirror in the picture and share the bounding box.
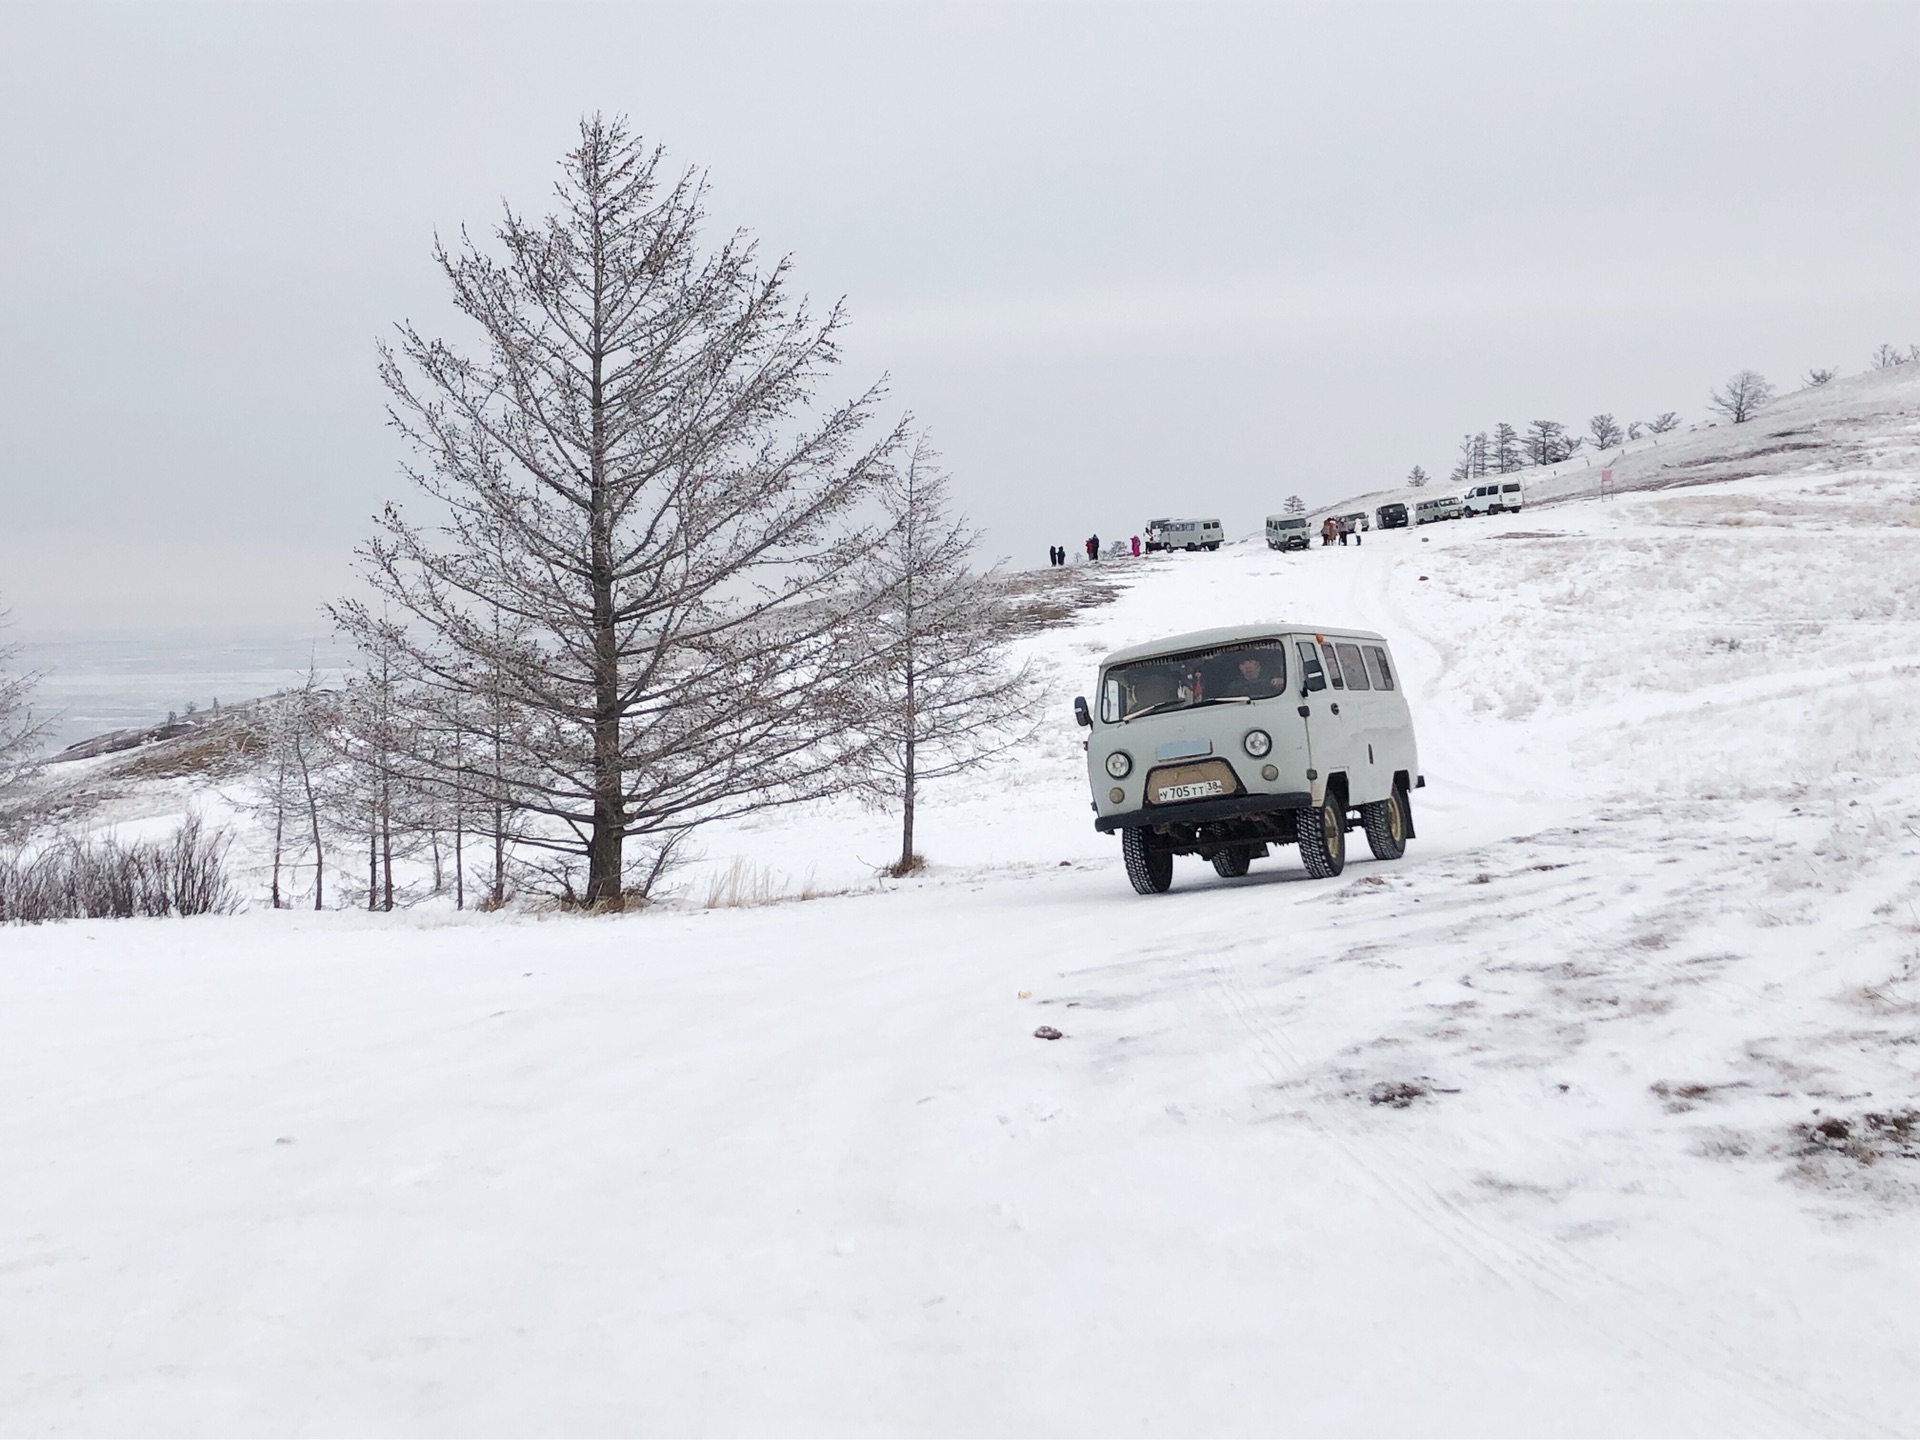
[1073,696,1092,728]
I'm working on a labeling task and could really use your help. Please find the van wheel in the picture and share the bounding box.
[1296,799,1346,878]
[1122,827,1173,895]
[1211,846,1251,878]
[1361,785,1408,861]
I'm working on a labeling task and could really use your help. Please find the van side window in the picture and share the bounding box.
[1296,641,1326,692]
[1364,645,1394,690]
[1319,642,1344,689]
[1334,642,1370,690]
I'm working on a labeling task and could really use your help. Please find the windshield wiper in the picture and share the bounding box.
[1122,694,1253,721]
[1123,700,1187,721]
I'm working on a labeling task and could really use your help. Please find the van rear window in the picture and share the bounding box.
[1334,643,1370,690]
[1364,645,1394,690]
[1319,642,1344,689]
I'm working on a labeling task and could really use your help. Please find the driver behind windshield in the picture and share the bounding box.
[1205,646,1289,700]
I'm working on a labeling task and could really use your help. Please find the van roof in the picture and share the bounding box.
[1101,623,1387,667]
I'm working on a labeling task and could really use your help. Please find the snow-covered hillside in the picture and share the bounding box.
[4,369,1919,1433]
[1314,360,1920,527]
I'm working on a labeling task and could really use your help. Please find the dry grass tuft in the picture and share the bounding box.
[701,857,843,909]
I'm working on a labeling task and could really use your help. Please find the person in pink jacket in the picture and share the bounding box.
[1130,535,1141,557]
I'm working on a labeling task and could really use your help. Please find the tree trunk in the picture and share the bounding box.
[381,781,394,912]
[296,737,324,911]
[899,664,917,873]
[270,803,284,909]
[583,207,625,909]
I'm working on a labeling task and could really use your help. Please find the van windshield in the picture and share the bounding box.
[1101,642,1290,722]
[1271,517,1306,530]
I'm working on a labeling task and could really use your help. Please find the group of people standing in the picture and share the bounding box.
[1047,534,1143,566]
[1320,515,1362,547]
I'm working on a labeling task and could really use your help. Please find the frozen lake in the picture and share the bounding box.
[13,626,356,754]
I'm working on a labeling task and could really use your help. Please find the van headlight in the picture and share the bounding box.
[1104,751,1133,779]
[1242,729,1272,758]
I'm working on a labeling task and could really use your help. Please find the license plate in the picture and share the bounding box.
[1156,779,1224,803]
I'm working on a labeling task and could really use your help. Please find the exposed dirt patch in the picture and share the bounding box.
[1366,1080,1428,1108]
[1795,1109,1920,1165]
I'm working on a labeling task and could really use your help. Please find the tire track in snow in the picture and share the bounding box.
[1192,851,1875,1436]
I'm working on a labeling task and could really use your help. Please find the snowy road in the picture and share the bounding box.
[5,449,1920,1433]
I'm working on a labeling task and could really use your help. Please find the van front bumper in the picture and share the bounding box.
[1094,791,1313,834]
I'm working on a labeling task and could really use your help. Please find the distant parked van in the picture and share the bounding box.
[1462,481,1524,517]
[1147,518,1225,552]
[1265,514,1311,551]
[1337,511,1370,533]
[1415,496,1464,524]
[1376,502,1409,529]
[1074,625,1423,893]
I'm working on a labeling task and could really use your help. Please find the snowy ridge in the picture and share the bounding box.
[2,396,1919,1431]
[1308,360,1920,526]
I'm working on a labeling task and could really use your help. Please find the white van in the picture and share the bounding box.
[1265,514,1311,551]
[1147,518,1225,552]
[1074,625,1423,893]
[1462,481,1524,517]
[1414,496,1463,524]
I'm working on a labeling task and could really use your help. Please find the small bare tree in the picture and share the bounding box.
[1588,413,1622,449]
[330,624,415,913]
[1707,370,1773,424]
[1645,411,1681,435]
[0,607,48,835]
[1870,344,1918,370]
[851,436,1041,876]
[1803,367,1839,387]
[244,677,335,910]
[340,115,900,907]
[1405,466,1429,489]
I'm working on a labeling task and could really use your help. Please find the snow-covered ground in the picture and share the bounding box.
[5,374,1920,1434]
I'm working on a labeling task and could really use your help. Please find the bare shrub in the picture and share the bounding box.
[0,817,238,923]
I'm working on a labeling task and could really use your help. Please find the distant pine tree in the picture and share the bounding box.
[1284,494,1306,515]
[1406,465,1429,489]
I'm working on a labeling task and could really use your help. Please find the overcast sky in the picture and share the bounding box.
[1,0,1916,633]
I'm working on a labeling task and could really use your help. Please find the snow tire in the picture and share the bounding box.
[1361,785,1408,861]
[1211,846,1252,878]
[1296,798,1346,879]
[1122,826,1173,895]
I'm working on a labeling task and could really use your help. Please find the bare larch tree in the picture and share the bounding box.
[1707,370,1773,424]
[0,607,47,833]
[338,116,898,907]
[852,435,1040,876]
